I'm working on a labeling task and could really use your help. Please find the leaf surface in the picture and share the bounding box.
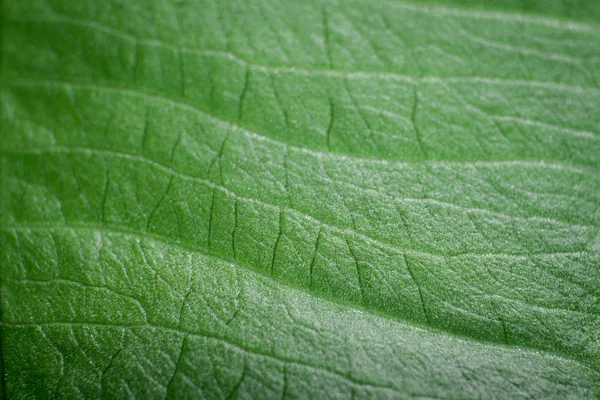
[1,0,599,398]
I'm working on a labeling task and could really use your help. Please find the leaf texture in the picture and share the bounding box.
[1,0,599,398]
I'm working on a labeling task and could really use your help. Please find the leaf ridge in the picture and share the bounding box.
[8,79,600,172]
[3,147,596,257]
[7,14,600,94]
[3,223,598,360]
[0,321,435,398]
[0,145,600,230]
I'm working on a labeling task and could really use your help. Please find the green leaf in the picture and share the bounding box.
[1,0,599,398]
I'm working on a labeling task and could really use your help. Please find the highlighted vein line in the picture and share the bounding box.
[8,78,600,175]
[368,0,600,33]
[1,223,595,367]
[2,321,409,396]
[2,145,597,257]
[6,14,600,95]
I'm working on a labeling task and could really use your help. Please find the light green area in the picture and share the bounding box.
[1,0,599,398]
[414,0,600,23]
